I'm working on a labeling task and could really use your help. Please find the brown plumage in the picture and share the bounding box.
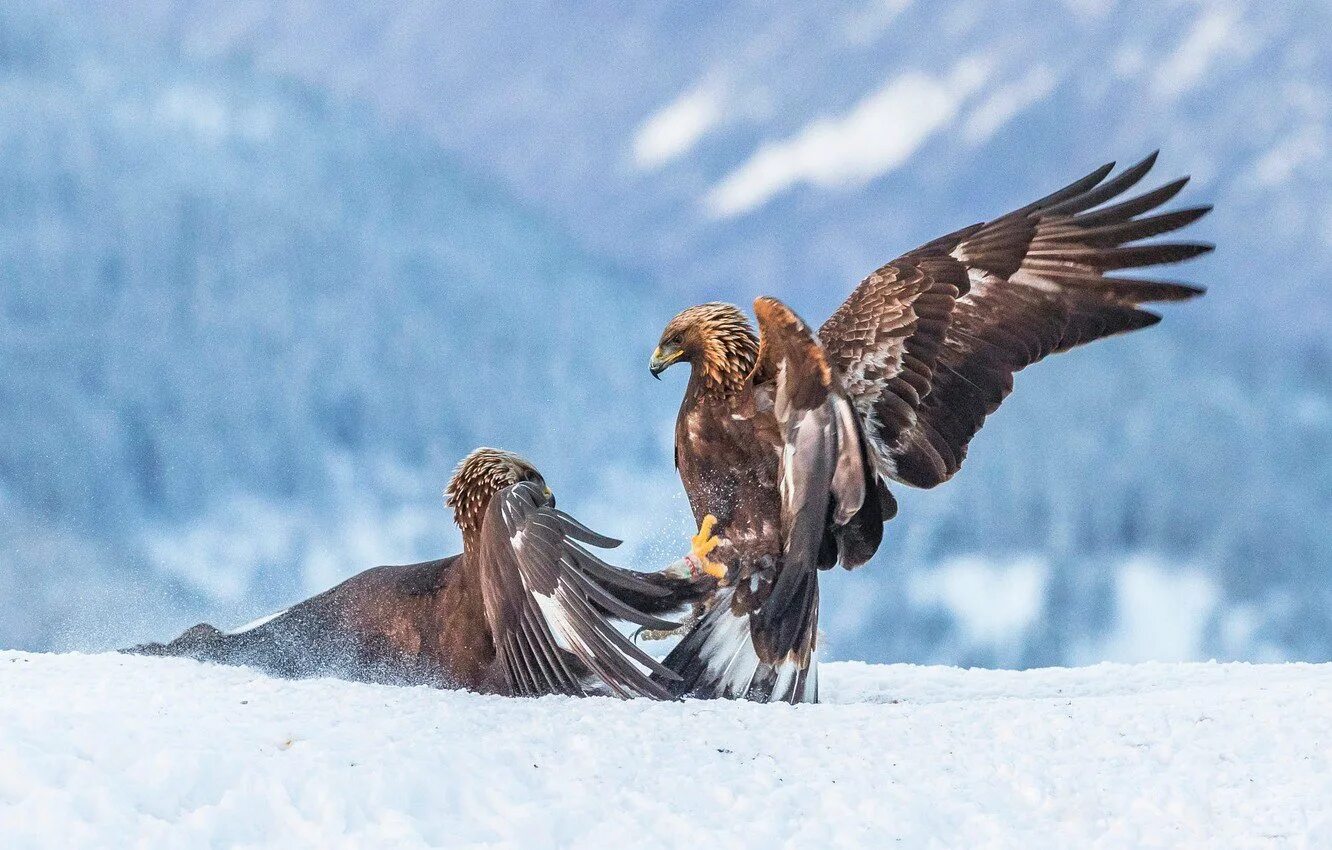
[652,152,1211,703]
[652,299,883,703]
[131,448,714,698]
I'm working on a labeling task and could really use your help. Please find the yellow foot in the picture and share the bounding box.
[690,514,728,580]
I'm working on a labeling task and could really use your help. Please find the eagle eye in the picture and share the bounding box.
[670,334,683,345]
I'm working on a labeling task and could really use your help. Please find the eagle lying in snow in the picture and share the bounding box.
[132,448,719,698]
[649,152,1212,704]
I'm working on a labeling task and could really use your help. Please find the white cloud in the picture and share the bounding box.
[632,86,723,170]
[962,66,1057,145]
[1252,126,1326,187]
[1153,7,1244,99]
[703,58,990,218]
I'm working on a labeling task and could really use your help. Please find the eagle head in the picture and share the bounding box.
[650,302,759,393]
[445,448,549,538]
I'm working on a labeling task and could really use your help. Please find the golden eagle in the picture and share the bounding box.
[649,153,1212,703]
[133,448,715,698]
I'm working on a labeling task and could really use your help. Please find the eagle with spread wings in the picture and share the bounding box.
[648,152,1212,703]
[133,448,717,698]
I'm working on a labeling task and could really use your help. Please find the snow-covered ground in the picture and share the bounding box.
[3,653,1331,848]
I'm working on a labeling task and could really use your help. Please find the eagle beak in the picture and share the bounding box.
[650,346,683,379]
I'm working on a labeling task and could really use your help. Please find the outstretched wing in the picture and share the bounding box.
[476,481,681,698]
[818,151,1211,488]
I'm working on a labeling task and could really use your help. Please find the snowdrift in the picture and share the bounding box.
[3,651,1330,848]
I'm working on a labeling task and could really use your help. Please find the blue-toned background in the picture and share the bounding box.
[3,1,1328,666]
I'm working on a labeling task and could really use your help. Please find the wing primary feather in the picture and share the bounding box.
[522,606,579,692]
[560,594,677,691]
[1047,206,1212,247]
[550,509,622,548]
[1011,161,1115,216]
[508,632,543,696]
[1066,241,1214,270]
[1039,150,1158,217]
[560,561,681,632]
[561,538,673,597]
[1072,177,1190,227]
[515,618,563,695]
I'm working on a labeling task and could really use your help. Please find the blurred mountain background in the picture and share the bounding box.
[2,0,1329,666]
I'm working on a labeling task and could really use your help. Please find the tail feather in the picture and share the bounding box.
[661,584,819,705]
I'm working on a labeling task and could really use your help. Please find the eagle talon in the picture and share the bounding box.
[690,514,728,581]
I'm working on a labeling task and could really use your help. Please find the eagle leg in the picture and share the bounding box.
[689,514,728,581]
[631,522,728,643]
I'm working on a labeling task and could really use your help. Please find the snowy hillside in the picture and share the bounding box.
[4,652,1332,848]
[60,1,1329,324]
[0,7,683,651]
[4,2,1332,669]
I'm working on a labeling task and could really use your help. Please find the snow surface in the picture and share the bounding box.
[4,651,1331,848]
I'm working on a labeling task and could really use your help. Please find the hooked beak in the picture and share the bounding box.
[649,345,683,379]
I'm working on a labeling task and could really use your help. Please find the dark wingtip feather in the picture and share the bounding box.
[1017,161,1116,216]
[551,509,622,549]
[563,539,673,597]
[1138,150,1161,175]
[1042,151,1160,218]
[1133,309,1163,330]
[1065,205,1213,248]
[1093,241,1214,270]
[567,567,682,632]
[1102,277,1207,303]
[1073,177,1191,228]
